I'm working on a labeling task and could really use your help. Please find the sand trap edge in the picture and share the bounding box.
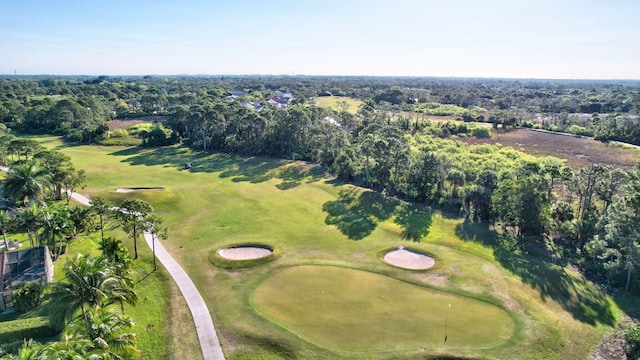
[381,246,436,270]
[116,187,165,193]
[209,244,278,269]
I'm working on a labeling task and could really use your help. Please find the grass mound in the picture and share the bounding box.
[252,266,515,352]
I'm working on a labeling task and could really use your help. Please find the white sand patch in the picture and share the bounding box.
[384,247,434,270]
[116,187,164,193]
[218,247,273,260]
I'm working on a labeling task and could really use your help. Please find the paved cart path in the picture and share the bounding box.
[70,191,225,360]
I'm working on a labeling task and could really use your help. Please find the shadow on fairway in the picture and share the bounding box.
[455,221,616,326]
[110,146,324,187]
[323,188,433,241]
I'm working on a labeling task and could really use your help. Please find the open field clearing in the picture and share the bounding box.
[29,136,635,359]
[460,128,640,170]
[314,96,363,113]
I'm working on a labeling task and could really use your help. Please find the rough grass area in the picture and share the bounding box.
[252,265,514,351]
[460,128,640,170]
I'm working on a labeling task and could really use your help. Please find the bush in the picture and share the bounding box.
[110,129,129,138]
[471,126,491,138]
[567,125,594,137]
[624,324,640,357]
[12,282,43,312]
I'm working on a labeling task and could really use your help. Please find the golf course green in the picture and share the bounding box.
[252,265,514,351]
[26,136,624,359]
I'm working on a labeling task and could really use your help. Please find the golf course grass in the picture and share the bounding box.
[314,96,363,114]
[252,265,514,351]
[21,135,634,359]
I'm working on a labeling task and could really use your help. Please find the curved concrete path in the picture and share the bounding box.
[70,192,225,360]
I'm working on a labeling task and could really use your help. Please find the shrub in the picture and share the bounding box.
[12,282,43,312]
[471,126,491,138]
[624,324,640,357]
[110,129,129,138]
[567,125,594,137]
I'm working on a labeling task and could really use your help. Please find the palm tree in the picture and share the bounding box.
[5,340,46,360]
[40,333,93,360]
[44,254,137,329]
[40,206,76,259]
[0,209,14,250]
[65,308,142,359]
[99,237,132,275]
[3,160,48,206]
[17,204,44,248]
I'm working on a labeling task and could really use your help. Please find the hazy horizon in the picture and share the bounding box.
[2,0,639,80]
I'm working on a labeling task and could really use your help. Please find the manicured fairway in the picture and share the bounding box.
[252,266,514,351]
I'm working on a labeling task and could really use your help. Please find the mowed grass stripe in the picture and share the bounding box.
[252,266,514,351]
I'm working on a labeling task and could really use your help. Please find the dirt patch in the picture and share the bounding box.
[591,332,630,360]
[107,117,167,131]
[116,187,165,193]
[217,246,273,260]
[460,128,640,170]
[384,247,434,270]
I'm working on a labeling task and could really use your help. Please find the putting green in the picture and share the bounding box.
[252,266,514,351]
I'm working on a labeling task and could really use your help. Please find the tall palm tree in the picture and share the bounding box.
[44,254,137,329]
[66,308,142,359]
[0,209,14,250]
[40,206,76,259]
[3,160,49,206]
[17,204,44,248]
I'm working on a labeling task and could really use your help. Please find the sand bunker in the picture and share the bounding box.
[384,247,434,270]
[116,187,164,193]
[217,246,273,260]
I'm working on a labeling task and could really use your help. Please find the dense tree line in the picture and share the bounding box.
[1,75,639,144]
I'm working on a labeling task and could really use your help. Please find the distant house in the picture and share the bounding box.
[242,101,263,111]
[324,116,341,127]
[0,246,53,312]
[229,90,247,97]
[267,91,294,109]
[224,90,249,102]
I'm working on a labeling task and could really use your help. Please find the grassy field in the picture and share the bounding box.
[314,96,363,114]
[29,136,636,359]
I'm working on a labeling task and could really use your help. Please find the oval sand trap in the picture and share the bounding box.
[218,246,273,260]
[384,247,434,270]
[116,187,164,193]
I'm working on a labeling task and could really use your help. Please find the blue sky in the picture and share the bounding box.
[1,0,638,79]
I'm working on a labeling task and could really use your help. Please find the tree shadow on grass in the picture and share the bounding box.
[455,221,616,326]
[109,146,323,188]
[394,204,433,242]
[323,188,433,241]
